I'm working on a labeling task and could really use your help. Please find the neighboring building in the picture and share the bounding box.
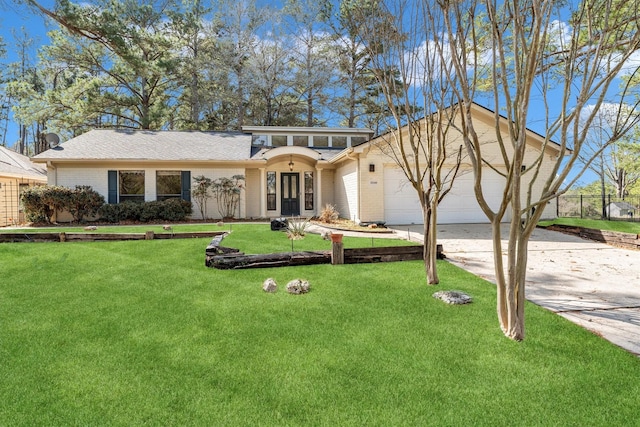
[31,103,564,224]
[0,146,48,226]
[607,201,636,219]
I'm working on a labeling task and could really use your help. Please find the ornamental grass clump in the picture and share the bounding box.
[319,204,339,224]
[286,216,310,251]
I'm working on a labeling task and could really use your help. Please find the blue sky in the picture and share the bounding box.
[1,1,55,146]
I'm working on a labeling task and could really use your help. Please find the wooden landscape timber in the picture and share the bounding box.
[206,238,440,269]
[207,251,331,269]
[0,230,226,243]
[540,224,640,250]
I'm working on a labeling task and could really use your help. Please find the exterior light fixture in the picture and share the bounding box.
[288,155,294,171]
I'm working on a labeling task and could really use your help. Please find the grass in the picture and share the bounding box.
[539,217,640,234]
[1,224,639,426]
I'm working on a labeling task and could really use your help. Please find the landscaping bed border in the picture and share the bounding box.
[539,224,640,250]
[0,231,226,243]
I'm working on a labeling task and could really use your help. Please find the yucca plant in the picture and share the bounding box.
[286,216,310,251]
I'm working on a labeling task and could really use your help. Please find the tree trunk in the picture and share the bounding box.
[617,169,626,199]
[423,205,439,285]
[493,217,526,341]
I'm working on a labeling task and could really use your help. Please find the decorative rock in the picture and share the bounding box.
[432,290,473,305]
[216,221,224,227]
[162,225,173,231]
[368,223,378,229]
[84,226,97,231]
[263,278,278,293]
[286,279,310,295]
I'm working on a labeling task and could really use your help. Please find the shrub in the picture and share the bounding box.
[192,175,213,219]
[212,175,244,218]
[22,185,102,224]
[98,199,192,223]
[98,204,121,223]
[319,204,339,224]
[140,201,163,222]
[68,186,105,222]
[160,199,192,221]
[119,202,143,222]
[21,186,52,223]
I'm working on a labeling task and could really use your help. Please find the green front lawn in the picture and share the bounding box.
[1,224,639,426]
[539,217,640,234]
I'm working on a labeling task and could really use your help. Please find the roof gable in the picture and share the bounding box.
[356,102,564,156]
[0,146,47,180]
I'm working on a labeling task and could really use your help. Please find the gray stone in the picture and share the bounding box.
[432,290,472,305]
[286,279,310,294]
[263,278,278,293]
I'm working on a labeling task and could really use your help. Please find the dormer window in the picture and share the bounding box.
[352,136,368,146]
[241,126,374,149]
[313,136,328,147]
[293,136,309,147]
[272,135,287,147]
[252,135,268,146]
[332,136,347,148]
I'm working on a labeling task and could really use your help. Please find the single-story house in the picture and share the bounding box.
[0,145,48,226]
[606,201,637,218]
[31,103,563,224]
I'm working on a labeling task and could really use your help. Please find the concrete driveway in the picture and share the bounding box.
[396,223,640,356]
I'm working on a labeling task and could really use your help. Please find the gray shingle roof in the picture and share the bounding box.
[32,129,253,162]
[0,146,47,179]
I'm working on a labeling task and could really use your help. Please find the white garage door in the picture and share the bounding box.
[383,167,508,224]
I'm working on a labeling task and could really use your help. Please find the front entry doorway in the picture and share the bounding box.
[281,173,300,216]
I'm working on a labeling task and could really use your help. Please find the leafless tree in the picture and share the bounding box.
[432,0,640,340]
[351,0,463,284]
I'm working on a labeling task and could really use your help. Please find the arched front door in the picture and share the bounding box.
[281,173,300,216]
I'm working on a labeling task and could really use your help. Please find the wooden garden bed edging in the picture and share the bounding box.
[206,243,428,269]
[540,224,640,250]
[0,230,226,243]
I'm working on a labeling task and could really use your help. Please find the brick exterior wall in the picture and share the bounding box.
[50,163,246,220]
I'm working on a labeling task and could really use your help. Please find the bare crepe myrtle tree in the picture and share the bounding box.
[349,0,463,284]
[430,0,640,340]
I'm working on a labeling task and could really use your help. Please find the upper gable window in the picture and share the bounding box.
[252,135,268,146]
[332,136,347,148]
[293,136,309,147]
[351,136,368,145]
[313,136,328,147]
[272,135,287,147]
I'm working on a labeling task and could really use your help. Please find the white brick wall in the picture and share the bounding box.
[51,165,246,220]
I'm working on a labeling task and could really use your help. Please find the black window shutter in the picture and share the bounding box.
[181,171,191,202]
[108,170,118,204]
